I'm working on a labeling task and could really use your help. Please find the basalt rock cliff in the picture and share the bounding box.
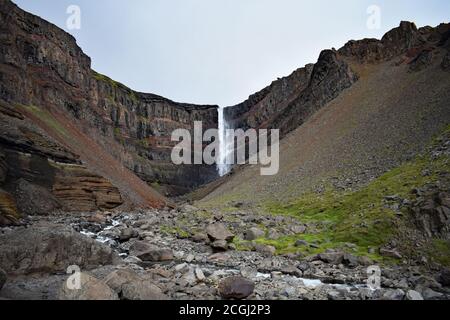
[0,0,219,223]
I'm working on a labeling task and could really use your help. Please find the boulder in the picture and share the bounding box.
[191,233,210,243]
[119,228,138,242]
[382,289,405,300]
[317,251,344,264]
[406,290,424,300]
[218,277,255,300]
[206,223,234,242]
[121,280,167,300]
[211,240,229,251]
[253,244,276,256]
[130,241,173,262]
[104,268,168,300]
[58,272,119,300]
[0,223,119,275]
[244,227,265,241]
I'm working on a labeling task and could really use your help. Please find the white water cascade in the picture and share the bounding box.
[217,107,233,176]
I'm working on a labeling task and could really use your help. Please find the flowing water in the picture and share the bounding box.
[217,107,233,176]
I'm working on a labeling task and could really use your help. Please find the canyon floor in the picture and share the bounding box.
[1,127,449,300]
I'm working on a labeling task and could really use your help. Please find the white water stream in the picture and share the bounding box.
[217,107,233,176]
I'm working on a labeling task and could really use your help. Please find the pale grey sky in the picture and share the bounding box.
[13,0,450,106]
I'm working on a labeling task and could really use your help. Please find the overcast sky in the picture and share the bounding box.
[13,0,450,107]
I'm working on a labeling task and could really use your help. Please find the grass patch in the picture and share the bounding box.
[160,225,191,239]
[263,153,449,261]
[428,239,450,266]
[17,104,70,140]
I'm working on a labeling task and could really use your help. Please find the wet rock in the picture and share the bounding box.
[206,223,234,242]
[0,223,119,275]
[119,228,138,242]
[406,290,424,300]
[244,227,265,241]
[58,272,119,300]
[218,276,255,300]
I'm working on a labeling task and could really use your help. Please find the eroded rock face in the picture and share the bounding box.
[409,190,450,239]
[224,49,358,140]
[0,0,218,205]
[0,223,119,275]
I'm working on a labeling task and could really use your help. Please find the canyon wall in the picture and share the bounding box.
[224,21,450,137]
[0,0,219,223]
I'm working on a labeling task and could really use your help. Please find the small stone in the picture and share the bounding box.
[195,268,206,281]
[175,263,188,272]
[185,254,195,263]
[295,240,309,247]
[211,240,229,251]
[244,227,265,241]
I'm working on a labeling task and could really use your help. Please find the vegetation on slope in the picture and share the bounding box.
[231,126,450,263]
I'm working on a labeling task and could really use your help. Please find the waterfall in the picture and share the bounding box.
[217,107,232,176]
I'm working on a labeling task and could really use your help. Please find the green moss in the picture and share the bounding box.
[92,70,120,88]
[263,153,449,261]
[428,239,450,266]
[160,225,190,239]
[17,104,70,140]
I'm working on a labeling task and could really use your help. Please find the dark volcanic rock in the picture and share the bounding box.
[409,190,450,238]
[0,223,119,275]
[218,276,255,300]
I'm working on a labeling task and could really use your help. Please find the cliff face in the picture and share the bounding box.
[224,21,450,139]
[0,0,219,222]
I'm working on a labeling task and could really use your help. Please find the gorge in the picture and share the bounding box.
[1,0,450,302]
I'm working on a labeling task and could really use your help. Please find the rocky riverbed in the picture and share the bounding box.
[1,206,449,300]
